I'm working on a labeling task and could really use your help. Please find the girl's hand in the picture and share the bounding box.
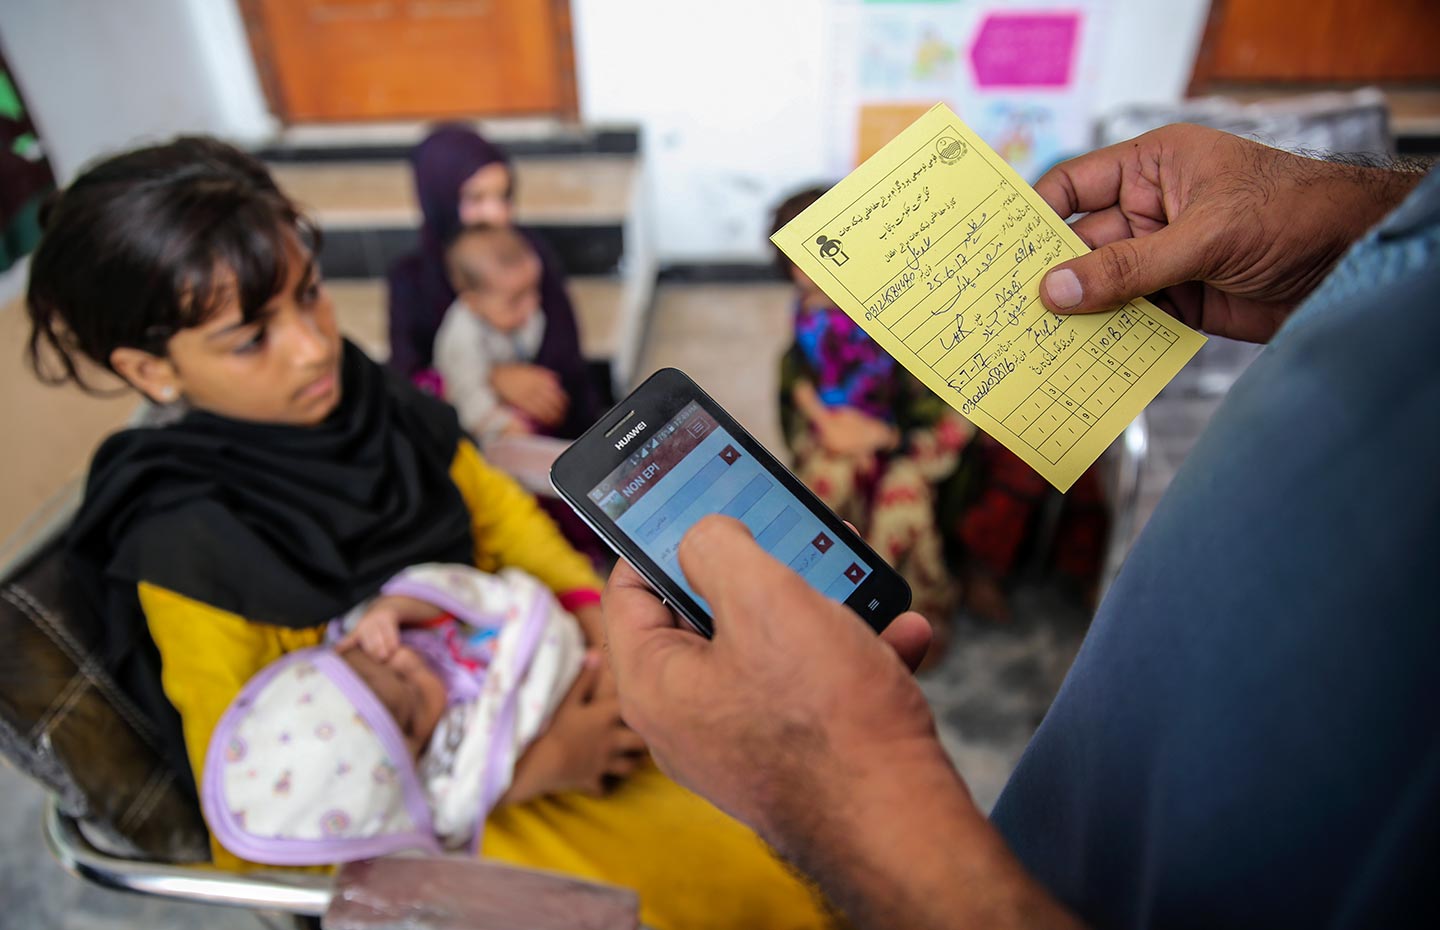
[338,594,444,661]
[502,652,648,803]
[815,406,900,458]
[491,363,570,427]
[571,603,618,699]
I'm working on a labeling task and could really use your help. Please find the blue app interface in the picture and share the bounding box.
[589,402,873,613]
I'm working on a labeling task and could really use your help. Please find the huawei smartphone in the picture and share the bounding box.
[550,368,911,637]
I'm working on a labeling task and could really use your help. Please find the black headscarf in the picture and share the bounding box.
[66,341,473,793]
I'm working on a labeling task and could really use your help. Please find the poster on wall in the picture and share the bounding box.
[828,0,1108,183]
[0,50,55,273]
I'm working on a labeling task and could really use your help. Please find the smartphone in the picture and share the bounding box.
[550,368,911,637]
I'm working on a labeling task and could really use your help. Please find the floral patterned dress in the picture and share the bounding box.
[779,302,972,619]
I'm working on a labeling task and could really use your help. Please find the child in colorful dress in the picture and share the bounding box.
[771,187,972,632]
[33,138,839,930]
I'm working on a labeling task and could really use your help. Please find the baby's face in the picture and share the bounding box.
[343,646,448,759]
[457,243,542,334]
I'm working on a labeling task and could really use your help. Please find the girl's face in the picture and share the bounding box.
[457,163,514,227]
[113,234,344,426]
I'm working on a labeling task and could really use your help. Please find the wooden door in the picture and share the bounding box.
[1191,0,1440,91]
[241,0,576,122]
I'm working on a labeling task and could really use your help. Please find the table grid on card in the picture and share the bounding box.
[999,307,1179,464]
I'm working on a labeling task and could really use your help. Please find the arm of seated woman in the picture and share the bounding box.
[490,363,569,428]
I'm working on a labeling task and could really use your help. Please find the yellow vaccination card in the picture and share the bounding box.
[772,103,1205,492]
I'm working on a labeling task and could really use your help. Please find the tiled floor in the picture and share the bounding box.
[0,278,1238,927]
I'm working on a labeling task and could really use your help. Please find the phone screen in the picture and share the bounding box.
[586,401,875,614]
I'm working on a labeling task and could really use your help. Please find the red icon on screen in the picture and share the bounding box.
[844,563,866,583]
[719,445,740,465]
[812,532,833,553]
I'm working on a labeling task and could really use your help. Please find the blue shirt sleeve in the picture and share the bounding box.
[991,168,1440,929]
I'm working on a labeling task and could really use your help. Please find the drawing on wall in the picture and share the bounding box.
[834,0,1107,183]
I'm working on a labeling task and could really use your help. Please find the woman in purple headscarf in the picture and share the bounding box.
[387,125,600,439]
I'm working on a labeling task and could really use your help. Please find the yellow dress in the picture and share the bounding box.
[485,765,834,930]
[138,440,836,928]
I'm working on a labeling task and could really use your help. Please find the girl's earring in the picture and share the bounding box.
[160,386,177,403]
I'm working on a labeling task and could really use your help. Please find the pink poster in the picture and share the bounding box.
[969,13,1081,89]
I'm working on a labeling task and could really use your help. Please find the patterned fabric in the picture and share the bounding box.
[795,443,957,620]
[434,298,549,446]
[0,551,210,862]
[0,54,54,273]
[779,329,973,619]
[377,564,584,848]
[204,650,437,865]
[952,435,1107,584]
[793,303,898,422]
[203,564,583,864]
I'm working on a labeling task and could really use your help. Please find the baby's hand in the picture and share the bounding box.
[339,595,443,661]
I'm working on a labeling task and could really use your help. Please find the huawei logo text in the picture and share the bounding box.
[613,421,647,451]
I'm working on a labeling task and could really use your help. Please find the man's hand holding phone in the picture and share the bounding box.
[604,516,1081,930]
[603,515,935,838]
[551,369,913,637]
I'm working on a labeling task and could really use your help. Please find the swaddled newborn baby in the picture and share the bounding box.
[202,564,593,864]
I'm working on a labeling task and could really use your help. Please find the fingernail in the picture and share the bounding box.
[1045,269,1083,309]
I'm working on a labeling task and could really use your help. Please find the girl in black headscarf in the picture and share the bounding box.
[26,137,837,929]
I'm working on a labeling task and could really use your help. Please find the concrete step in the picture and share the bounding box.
[260,123,656,389]
[269,155,637,279]
[269,156,638,230]
[257,120,640,162]
[327,276,625,366]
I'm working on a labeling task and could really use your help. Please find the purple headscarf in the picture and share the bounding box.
[386,125,599,438]
[411,125,510,263]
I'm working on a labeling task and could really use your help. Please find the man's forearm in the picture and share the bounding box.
[1294,160,1426,295]
[763,737,1086,930]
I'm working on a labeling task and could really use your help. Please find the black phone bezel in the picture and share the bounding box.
[550,367,911,637]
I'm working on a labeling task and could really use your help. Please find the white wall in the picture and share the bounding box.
[1091,0,1209,115]
[0,0,1206,259]
[573,0,1209,262]
[0,0,273,183]
[573,0,835,262]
